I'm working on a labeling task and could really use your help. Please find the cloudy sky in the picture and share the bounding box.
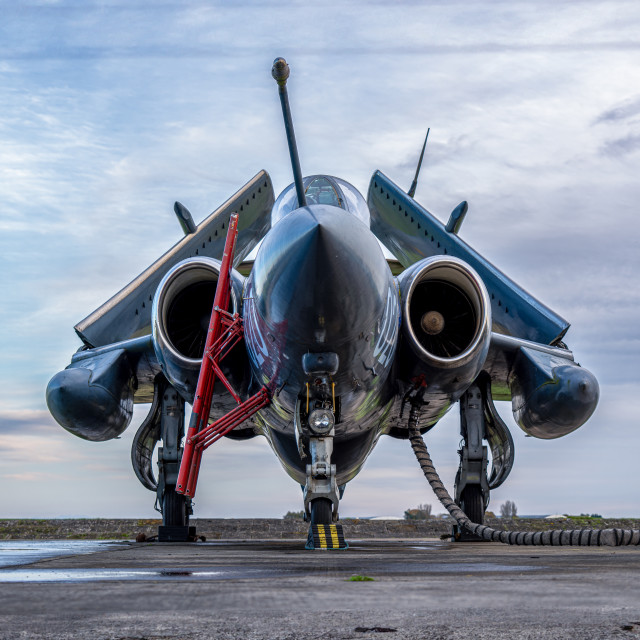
[1,1,639,519]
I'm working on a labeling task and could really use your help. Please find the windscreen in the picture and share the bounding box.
[271,175,370,227]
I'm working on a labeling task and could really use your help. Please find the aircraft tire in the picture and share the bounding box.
[310,498,333,525]
[162,486,188,527]
[460,485,484,524]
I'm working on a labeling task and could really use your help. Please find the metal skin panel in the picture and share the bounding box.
[510,346,599,439]
[46,348,135,441]
[243,202,400,485]
[367,171,570,346]
[69,334,161,404]
[484,332,575,401]
[75,171,274,348]
[47,173,599,495]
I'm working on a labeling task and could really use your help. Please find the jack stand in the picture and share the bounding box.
[453,381,490,541]
[158,525,197,542]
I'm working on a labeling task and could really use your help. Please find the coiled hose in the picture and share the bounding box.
[409,428,640,547]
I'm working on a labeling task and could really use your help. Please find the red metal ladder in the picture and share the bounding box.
[176,212,270,498]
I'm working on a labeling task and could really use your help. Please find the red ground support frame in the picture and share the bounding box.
[176,212,270,499]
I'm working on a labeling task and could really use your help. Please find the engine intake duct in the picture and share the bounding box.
[152,257,243,401]
[410,279,477,358]
[397,256,491,391]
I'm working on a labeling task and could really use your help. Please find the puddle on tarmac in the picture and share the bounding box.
[0,540,127,569]
[0,566,288,583]
[0,561,540,583]
[0,541,542,582]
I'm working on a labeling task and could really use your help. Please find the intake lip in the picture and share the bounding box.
[400,256,492,370]
[151,257,241,399]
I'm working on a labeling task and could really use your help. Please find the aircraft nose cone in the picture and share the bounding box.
[251,205,391,345]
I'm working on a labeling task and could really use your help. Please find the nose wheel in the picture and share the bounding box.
[310,498,333,525]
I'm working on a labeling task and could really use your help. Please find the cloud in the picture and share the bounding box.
[600,134,640,156]
[594,96,640,124]
[1,0,640,519]
[0,433,87,464]
[1,471,57,482]
[0,410,58,436]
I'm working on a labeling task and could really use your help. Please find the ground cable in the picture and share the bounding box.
[409,427,640,546]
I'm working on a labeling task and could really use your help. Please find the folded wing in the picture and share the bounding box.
[367,171,568,346]
[75,171,274,348]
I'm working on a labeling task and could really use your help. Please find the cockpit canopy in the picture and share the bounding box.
[271,175,370,227]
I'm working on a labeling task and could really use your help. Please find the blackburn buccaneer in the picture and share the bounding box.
[47,58,599,540]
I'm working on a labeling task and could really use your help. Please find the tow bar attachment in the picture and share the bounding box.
[176,212,270,499]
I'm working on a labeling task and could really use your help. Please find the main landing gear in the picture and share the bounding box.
[454,382,490,527]
[130,375,194,540]
[452,374,515,540]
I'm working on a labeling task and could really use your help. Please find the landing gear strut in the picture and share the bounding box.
[155,382,195,540]
[130,375,194,540]
[303,432,339,524]
[454,381,490,535]
[297,386,348,548]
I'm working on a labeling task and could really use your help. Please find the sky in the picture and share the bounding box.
[1,0,639,519]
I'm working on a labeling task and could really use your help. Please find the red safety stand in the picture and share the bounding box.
[176,212,270,499]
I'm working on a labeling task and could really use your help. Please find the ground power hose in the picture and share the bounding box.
[408,428,640,547]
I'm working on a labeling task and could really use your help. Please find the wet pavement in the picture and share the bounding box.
[0,540,123,569]
[1,538,639,639]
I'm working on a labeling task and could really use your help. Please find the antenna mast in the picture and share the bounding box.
[408,128,430,199]
[272,57,307,208]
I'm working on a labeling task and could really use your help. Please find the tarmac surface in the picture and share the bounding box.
[1,538,639,639]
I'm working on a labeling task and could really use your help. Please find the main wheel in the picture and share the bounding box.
[310,498,333,525]
[459,485,484,524]
[162,486,189,527]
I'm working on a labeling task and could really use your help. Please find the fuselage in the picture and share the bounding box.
[243,177,400,485]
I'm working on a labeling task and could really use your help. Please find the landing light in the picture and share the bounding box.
[308,408,335,435]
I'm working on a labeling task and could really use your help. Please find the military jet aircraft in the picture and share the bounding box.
[47,58,599,533]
